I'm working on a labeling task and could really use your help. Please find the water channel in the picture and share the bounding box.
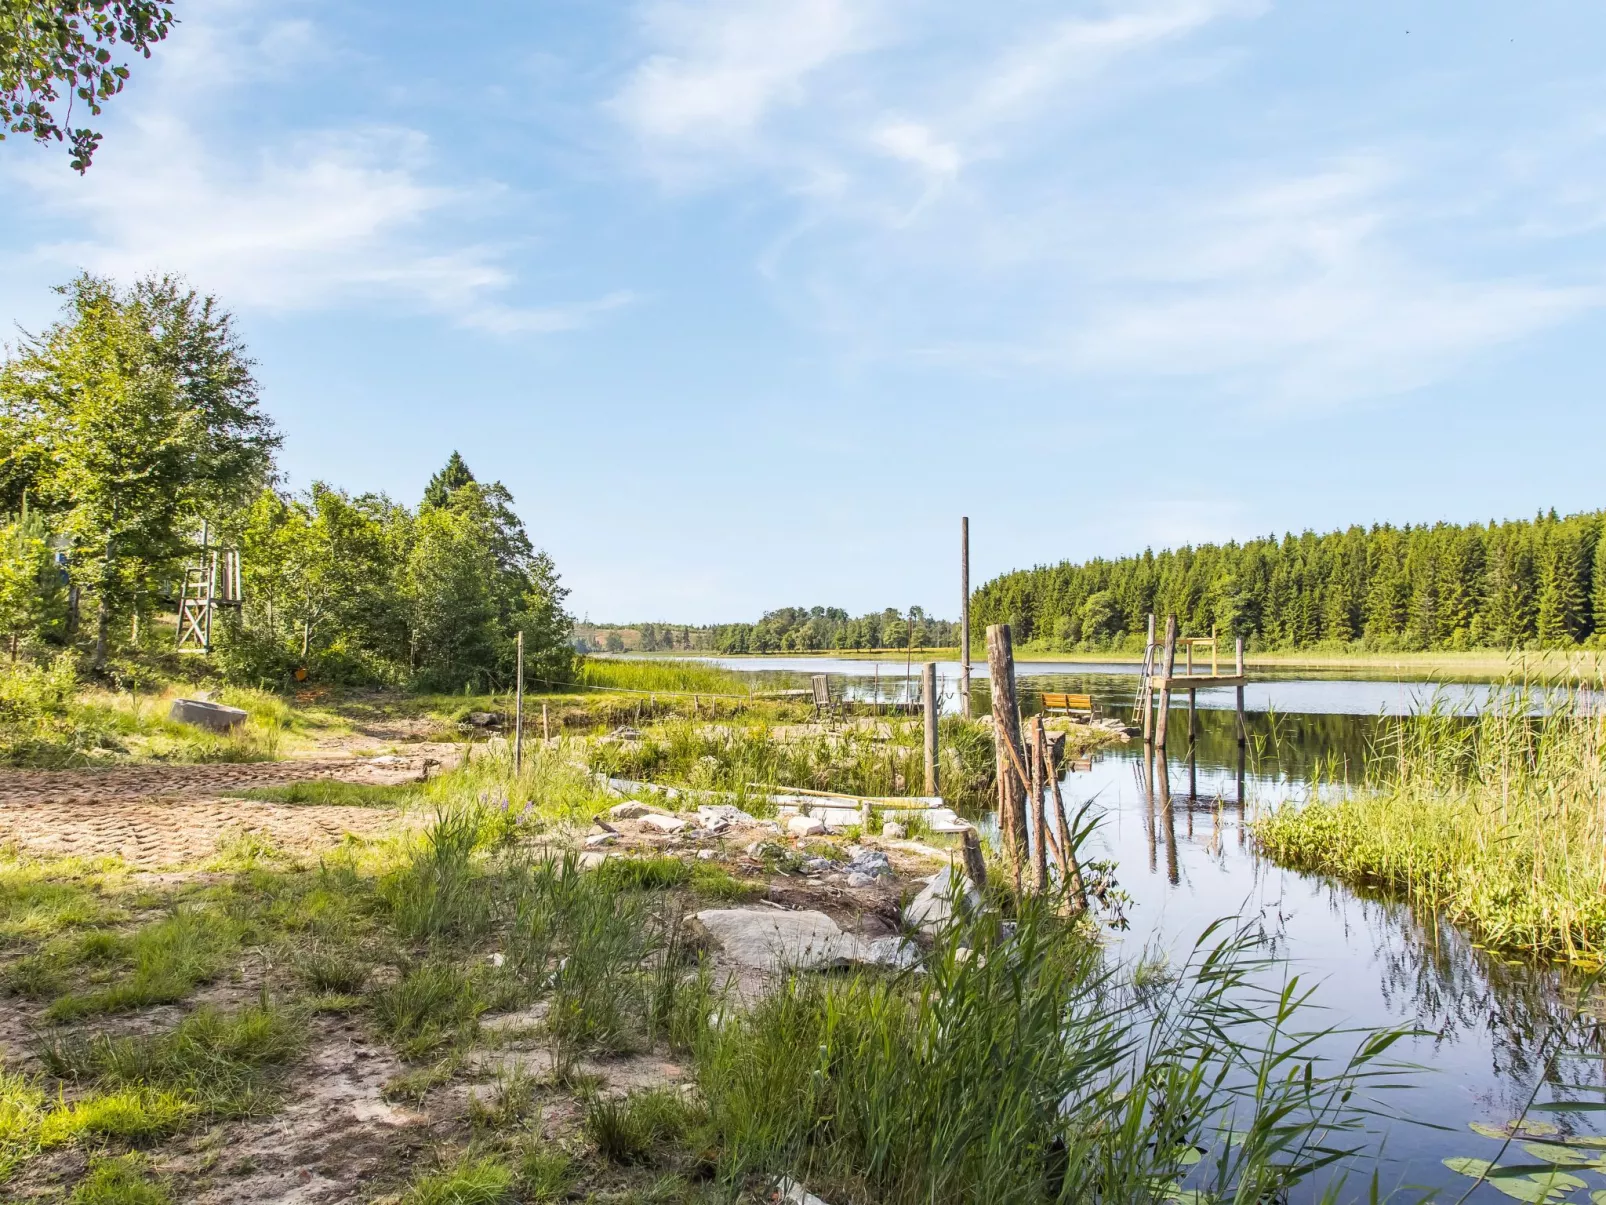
[692,656,1606,1200]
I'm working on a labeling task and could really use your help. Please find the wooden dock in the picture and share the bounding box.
[1136,616,1249,804]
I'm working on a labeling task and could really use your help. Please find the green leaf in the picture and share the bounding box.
[1445,1157,1498,1179]
[1522,1142,1597,1166]
[1534,1103,1606,1113]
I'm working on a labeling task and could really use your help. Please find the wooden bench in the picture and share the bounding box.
[1040,692,1096,720]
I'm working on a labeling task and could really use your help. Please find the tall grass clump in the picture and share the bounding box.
[0,656,123,766]
[577,657,753,697]
[1256,672,1606,963]
[695,902,1405,1205]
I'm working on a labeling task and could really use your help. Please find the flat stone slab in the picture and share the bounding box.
[168,698,248,732]
[694,908,916,973]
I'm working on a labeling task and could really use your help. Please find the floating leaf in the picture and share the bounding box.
[1171,1146,1204,1167]
[1533,1103,1606,1113]
[1589,1191,1606,1205]
[1522,1143,1596,1166]
[1473,1122,1515,1140]
[1488,1178,1572,1203]
[1445,1158,1499,1179]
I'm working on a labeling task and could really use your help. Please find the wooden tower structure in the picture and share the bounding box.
[176,523,242,654]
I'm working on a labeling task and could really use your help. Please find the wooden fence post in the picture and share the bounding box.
[1028,717,1048,894]
[986,623,1028,888]
[923,662,939,796]
[1153,616,1178,755]
[513,630,524,773]
[960,517,971,718]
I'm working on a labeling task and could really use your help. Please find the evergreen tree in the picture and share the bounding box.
[1537,526,1589,647]
[421,451,476,510]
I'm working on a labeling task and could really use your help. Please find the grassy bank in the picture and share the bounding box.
[1255,677,1606,964]
[0,758,1411,1202]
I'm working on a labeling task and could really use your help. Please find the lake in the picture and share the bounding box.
[690,655,1606,1200]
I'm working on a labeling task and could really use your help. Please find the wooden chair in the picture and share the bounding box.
[811,675,840,723]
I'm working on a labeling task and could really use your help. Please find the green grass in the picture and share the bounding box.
[40,1002,305,1117]
[401,1153,516,1205]
[0,853,128,948]
[372,960,486,1058]
[585,1089,705,1165]
[36,1087,195,1147]
[1255,675,1606,963]
[68,1155,172,1205]
[232,780,424,808]
[517,1148,577,1202]
[577,658,755,697]
[45,907,242,1021]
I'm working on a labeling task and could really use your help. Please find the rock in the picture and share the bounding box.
[698,804,754,827]
[578,851,608,870]
[487,952,505,967]
[693,908,917,973]
[696,849,719,861]
[466,711,500,728]
[168,698,247,732]
[799,857,836,876]
[846,872,874,889]
[368,754,405,765]
[775,1177,833,1205]
[609,802,655,820]
[642,813,689,834]
[903,867,982,934]
[881,821,907,839]
[845,850,892,879]
[584,833,618,847]
[787,814,826,838]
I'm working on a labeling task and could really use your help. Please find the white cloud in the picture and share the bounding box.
[612,0,874,148]
[872,121,961,177]
[1,0,628,336]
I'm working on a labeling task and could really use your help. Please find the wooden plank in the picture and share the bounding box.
[1147,674,1247,689]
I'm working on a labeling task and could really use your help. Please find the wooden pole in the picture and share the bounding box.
[1029,717,1048,893]
[542,701,550,743]
[513,630,524,773]
[922,662,939,796]
[1141,612,1156,748]
[986,623,1028,888]
[1153,616,1178,754]
[960,517,972,718]
[1235,636,1247,806]
[1188,685,1197,799]
[960,825,988,888]
[1041,720,1087,911]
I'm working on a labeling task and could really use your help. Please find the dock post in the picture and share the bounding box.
[1028,717,1048,894]
[514,630,524,773]
[1140,612,1156,749]
[960,517,971,718]
[986,623,1028,890]
[1235,636,1247,804]
[1152,616,1178,757]
[1187,686,1197,798]
[922,662,939,796]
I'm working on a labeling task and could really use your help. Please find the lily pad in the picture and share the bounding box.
[1522,1142,1597,1166]
[1470,1120,1564,1140]
[1489,1177,1577,1204]
[1445,1158,1499,1179]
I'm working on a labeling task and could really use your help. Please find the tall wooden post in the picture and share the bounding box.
[1141,612,1156,748]
[1028,717,1048,893]
[960,517,971,718]
[986,624,1028,887]
[542,701,550,744]
[1187,686,1197,799]
[1041,720,1087,911]
[922,662,939,796]
[1235,636,1247,804]
[1153,616,1178,754]
[513,630,524,772]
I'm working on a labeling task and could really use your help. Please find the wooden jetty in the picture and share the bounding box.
[1136,615,1249,804]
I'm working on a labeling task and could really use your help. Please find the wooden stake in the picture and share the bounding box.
[960,825,988,888]
[986,623,1028,888]
[960,516,971,718]
[1028,717,1049,894]
[1153,616,1178,754]
[1041,719,1087,911]
[922,662,939,796]
[542,701,550,743]
[514,630,524,773]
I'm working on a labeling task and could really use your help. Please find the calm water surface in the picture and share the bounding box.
[693,656,1606,1201]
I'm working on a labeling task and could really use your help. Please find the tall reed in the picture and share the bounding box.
[1256,670,1606,963]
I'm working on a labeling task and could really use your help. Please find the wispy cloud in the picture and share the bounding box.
[3,1,628,336]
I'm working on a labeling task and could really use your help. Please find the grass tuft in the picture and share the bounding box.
[68,1154,172,1205]
[585,1089,703,1165]
[373,961,484,1057]
[401,1153,516,1205]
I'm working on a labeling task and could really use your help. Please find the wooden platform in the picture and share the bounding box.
[1147,674,1247,690]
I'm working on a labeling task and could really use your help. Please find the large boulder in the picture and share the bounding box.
[693,908,916,973]
[168,698,247,732]
[903,867,982,934]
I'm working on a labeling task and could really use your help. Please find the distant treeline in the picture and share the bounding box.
[973,508,1606,652]
[580,606,961,655]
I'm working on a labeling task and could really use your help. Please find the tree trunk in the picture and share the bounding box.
[986,623,1028,888]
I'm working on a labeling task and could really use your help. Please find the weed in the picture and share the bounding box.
[68,1154,172,1205]
[233,780,422,808]
[45,908,241,1022]
[37,1087,195,1147]
[585,1089,703,1165]
[0,1068,46,1179]
[382,1061,459,1106]
[517,1146,576,1202]
[0,853,127,947]
[295,942,372,993]
[401,1153,516,1205]
[468,1065,538,1130]
[383,809,500,945]
[41,1002,304,1118]
[373,961,484,1057]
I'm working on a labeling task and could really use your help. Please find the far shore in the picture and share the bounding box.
[600,646,1602,677]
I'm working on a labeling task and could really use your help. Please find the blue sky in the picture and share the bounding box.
[2,0,1603,622]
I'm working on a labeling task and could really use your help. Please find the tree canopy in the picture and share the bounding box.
[0,0,175,170]
[972,509,1606,653]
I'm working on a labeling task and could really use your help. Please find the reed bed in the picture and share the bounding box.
[1255,671,1606,964]
[576,657,756,697]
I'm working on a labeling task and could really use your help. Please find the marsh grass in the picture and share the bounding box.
[373,960,487,1058]
[577,658,755,697]
[400,1152,516,1205]
[696,902,1409,1205]
[1256,670,1606,962]
[585,1088,706,1165]
[233,780,424,808]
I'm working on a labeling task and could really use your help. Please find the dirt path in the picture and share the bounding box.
[0,755,446,868]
